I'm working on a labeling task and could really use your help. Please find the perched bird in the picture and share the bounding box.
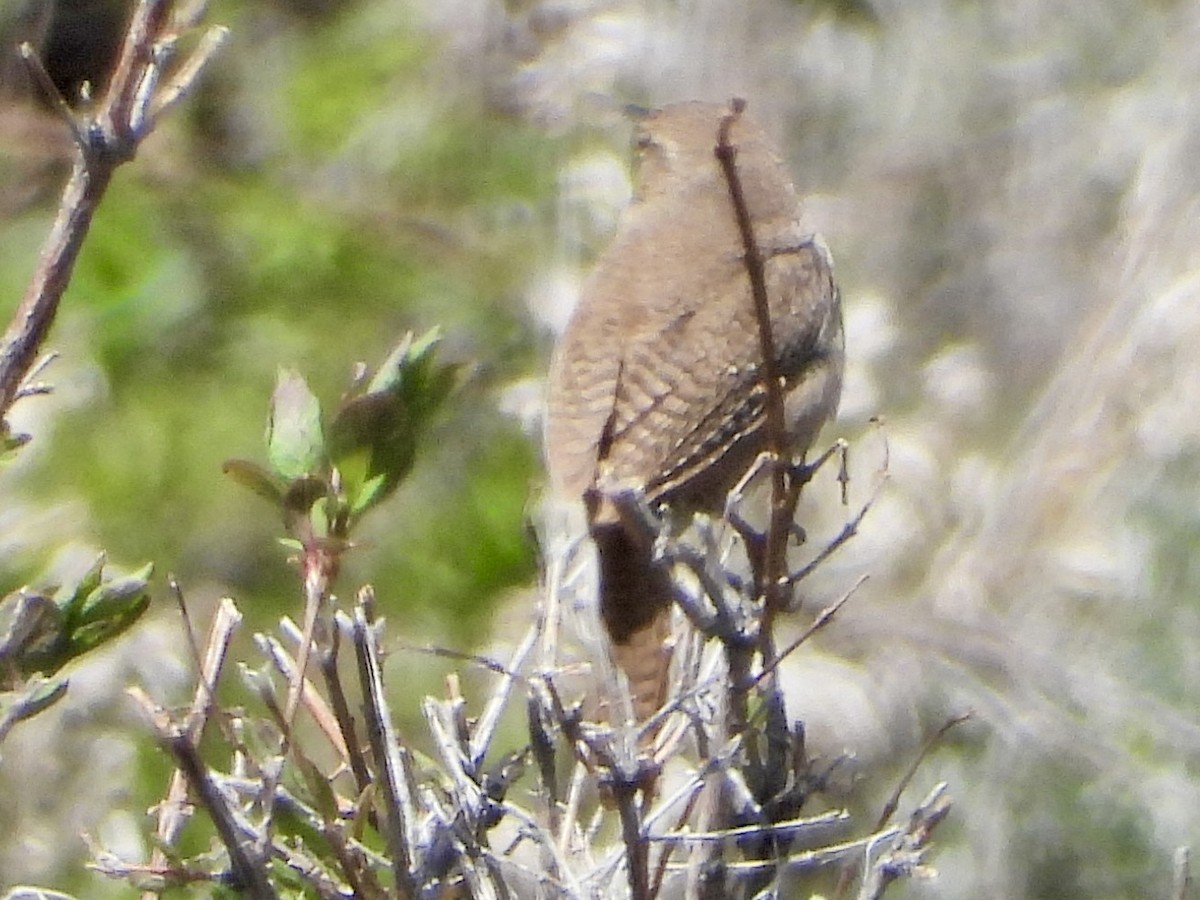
[545,101,844,719]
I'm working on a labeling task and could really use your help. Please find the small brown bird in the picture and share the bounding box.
[545,101,844,719]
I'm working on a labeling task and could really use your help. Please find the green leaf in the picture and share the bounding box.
[4,675,69,726]
[76,562,154,625]
[280,472,336,539]
[328,330,458,517]
[364,328,421,394]
[0,591,63,684]
[61,563,153,661]
[49,554,109,642]
[328,391,414,514]
[72,554,108,608]
[2,562,152,676]
[66,608,148,659]
[363,331,412,395]
[222,458,287,506]
[267,368,326,480]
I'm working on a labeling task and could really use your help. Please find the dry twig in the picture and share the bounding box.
[1,0,226,427]
[141,597,242,899]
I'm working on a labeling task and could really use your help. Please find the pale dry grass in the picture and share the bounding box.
[480,0,1200,895]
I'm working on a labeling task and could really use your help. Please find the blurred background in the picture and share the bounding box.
[2,0,1200,897]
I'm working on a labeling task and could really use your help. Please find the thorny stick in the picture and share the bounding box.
[282,543,337,749]
[873,714,970,833]
[352,587,418,898]
[255,540,338,856]
[141,597,242,898]
[130,687,277,899]
[748,574,867,689]
[832,716,968,900]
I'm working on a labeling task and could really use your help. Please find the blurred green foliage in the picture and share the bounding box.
[0,2,551,892]
[0,0,549,641]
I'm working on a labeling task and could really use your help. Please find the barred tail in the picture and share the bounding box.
[592,522,674,720]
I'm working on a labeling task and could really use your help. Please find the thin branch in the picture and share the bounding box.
[649,773,708,899]
[644,810,849,844]
[352,587,418,898]
[281,544,335,747]
[174,0,213,30]
[666,827,902,876]
[321,611,372,796]
[141,596,241,900]
[259,625,347,759]
[152,25,229,123]
[0,152,112,416]
[713,99,792,620]
[856,783,951,900]
[750,574,867,688]
[873,714,970,833]
[713,98,785,488]
[396,640,529,680]
[256,540,340,855]
[611,775,651,900]
[169,575,206,682]
[788,489,877,587]
[317,816,389,900]
[14,351,59,399]
[130,689,277,899]
[830,715,965,900]
[102,0,172,149]
[471,623,539,768]
[0,0,224,424]
[18,43,88,147]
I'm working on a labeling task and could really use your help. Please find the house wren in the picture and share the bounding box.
[545,101,844,718]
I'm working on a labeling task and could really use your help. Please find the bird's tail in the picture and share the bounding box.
[592,522,675,721]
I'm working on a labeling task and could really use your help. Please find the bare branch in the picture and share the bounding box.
[140,596,241,899]
[259,625,347,759]
[856,783,951,900]
[130,689,277,899]
[752,574,868,688]
[321,610,373,796]
[471,623,539,768]
[352,587,418,898]
[0,0,224,426]
[873,715,970,834]
[713,98,793,623]
[645,810,849,844]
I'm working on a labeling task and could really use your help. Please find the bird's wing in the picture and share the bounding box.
[604,236,840,507]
